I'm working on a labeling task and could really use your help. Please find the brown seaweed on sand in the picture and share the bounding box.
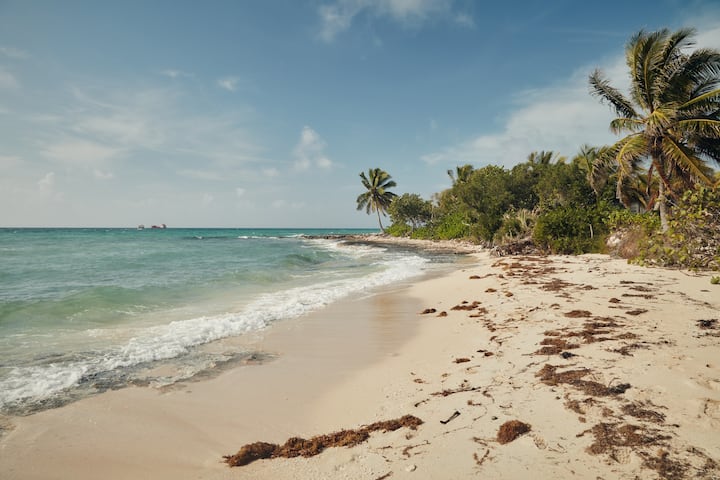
[497,420,531,444]
[536,364,631,397]
[224,415,423,467]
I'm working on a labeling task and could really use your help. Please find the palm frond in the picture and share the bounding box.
[589,69,636,118]
[662,136,715,185]
[610,117,645,134]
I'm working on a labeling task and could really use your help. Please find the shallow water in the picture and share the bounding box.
[0,228,457,414]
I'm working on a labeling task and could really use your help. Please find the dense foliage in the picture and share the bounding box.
[630,186,720,269]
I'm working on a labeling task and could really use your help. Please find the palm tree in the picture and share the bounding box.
[573,144,610,201]
[447,164,474,186]
[356,168,397,232]
[589,28,720,231]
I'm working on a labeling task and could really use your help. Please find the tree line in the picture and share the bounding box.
[356,28,720,269]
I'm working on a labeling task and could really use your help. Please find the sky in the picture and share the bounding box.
[1,0,720,228]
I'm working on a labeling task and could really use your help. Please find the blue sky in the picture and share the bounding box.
[1,0,719,228]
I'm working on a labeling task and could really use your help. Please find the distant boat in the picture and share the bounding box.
[137,224,145,230]
[151,224,167,229]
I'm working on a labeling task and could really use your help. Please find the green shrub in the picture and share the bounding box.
[633,186,720,270]
[429,211,470,240]
[385,223,411,237]
[533,205,606,254]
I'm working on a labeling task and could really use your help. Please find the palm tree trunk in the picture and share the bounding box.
[376,209,385,233]
[658,180,669,233]
[653,155,670,233]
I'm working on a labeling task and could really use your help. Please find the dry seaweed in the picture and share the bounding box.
[451,301,482,311]
[639,450,689,480]
[583,422,671,455]
[497,420,531,444]
[224,415,423,467]
[565,310,593,318]
[533,337,580,356]
[536,364,631,397]
[621,402,666,424]
[420,308,437,314]
[626,309,648,316]
[454,357,471,363]
[541,279,573,291]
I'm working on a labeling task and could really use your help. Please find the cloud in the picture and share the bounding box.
[217,77,239,92]
[37,172,55,192]
[0,67,19,89]
[160,69,192,79]
[293,126,333,170]
[0,46,29,59]
[235,187,245,197]
[42,138,122,166]
[93,169,114,180]
[40,85,265,174]
[202,193,214,205]
[317,0,467,42]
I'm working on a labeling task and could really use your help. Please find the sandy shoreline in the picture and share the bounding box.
[1,246,719,479]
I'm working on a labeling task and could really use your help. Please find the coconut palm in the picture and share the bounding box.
[356,168,397,232]
[573,144,610,201]
[589,28,720,231]
[447,164,474,186]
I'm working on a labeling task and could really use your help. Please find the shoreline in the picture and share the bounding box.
[1,249,719,479]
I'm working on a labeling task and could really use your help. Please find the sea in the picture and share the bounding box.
[0,228,458,416]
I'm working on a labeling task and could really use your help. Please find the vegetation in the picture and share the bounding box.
[356,168,397,232]
[589,28,720,231]
[359,28,720,269]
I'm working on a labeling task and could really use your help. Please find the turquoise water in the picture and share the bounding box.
[0,228,452,414]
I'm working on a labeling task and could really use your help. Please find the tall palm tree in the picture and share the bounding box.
[356,168,397,232]
[589,28,720,231]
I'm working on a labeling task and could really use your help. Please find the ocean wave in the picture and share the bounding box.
[0,252,429,412]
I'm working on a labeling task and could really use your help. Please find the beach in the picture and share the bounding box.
[1,246,719,479]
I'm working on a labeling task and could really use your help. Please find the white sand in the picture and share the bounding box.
[1,251,719,479]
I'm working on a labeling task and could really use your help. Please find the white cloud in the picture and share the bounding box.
[93,169,114,180]
[37,172,55,192]
[263,167,280,177]
[42,85,265,174]
[160,69,192,79]
[43,138,122,166]
[235,187,245,197]
[0,68,19,89]
[0,46,28,59]
[218,77,239,92]
[317,0,465,42]
[202,193,214,205]
[293,125,333,170]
